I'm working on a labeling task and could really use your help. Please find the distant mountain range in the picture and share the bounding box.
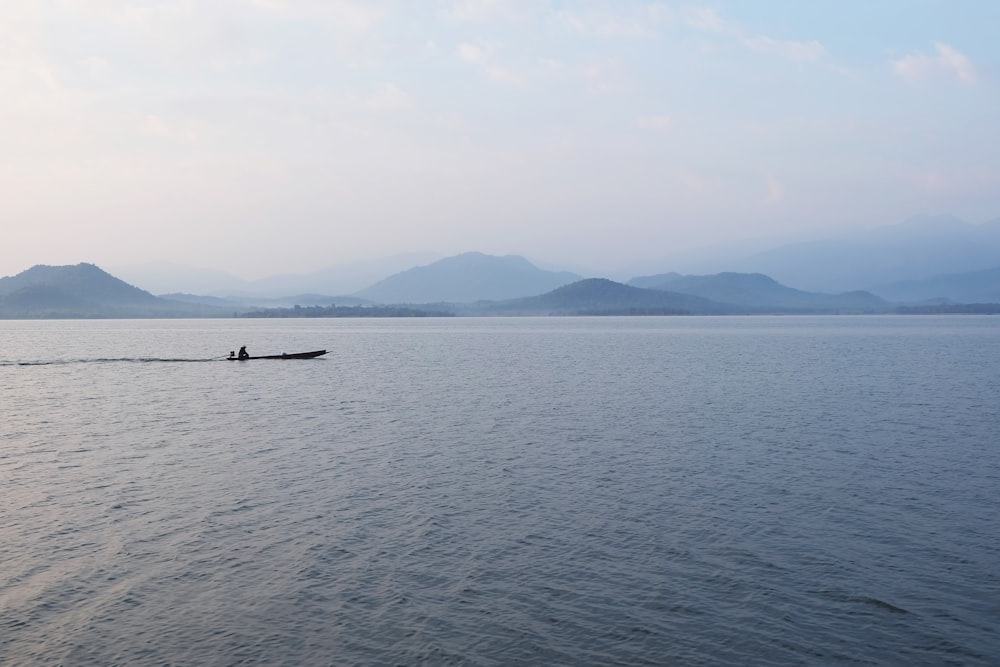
[2,259,996,319]
[91,214,1000,304]
[869,266,1000,304]
[354,252,582,304]
[5,213,1000,317]
[683,214,1000,294]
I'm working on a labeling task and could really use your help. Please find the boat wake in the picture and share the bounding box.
[4,357,227,366]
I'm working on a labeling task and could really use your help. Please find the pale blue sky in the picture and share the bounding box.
[2,1,998,278]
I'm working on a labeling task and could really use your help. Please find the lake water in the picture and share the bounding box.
[1,316,998,665]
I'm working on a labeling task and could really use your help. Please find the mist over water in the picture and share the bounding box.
[2,317,998,665]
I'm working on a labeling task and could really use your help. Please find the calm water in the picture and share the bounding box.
[1,316,998,665]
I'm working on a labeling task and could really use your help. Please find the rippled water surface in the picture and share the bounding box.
[2,316,999,665]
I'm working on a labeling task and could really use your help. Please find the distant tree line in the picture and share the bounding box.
[237,304,455,318]
[573,307,692,316]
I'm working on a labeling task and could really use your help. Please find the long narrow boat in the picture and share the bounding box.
[227,350,327,360]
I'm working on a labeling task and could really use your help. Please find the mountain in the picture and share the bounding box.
[869,266,1000,303]
[659,215,1000,293]
[470,278,737,315]
[0,263,160,304]
[0,263,222,318]
[630,272,888,312]
[354,252,582,304]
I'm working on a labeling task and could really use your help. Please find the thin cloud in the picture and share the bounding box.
[557,5,670,39]
[244,0,386,29]
[679,6,728,34]
[581,57,633,95]
[892,42,977,84]
[457,41,521,85]
[457,41,487,63]
[486,66,522,85]
[554,4,831,78]
[744,36,825,62]
[445,0,531,23]
[678,6,828,64]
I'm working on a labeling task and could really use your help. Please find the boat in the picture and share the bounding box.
[227,350,327,360]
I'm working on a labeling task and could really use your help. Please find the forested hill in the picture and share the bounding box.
[465,278,738,315]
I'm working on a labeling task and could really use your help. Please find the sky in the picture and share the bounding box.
[2,0,999,279]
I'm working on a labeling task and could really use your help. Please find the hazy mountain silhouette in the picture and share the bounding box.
[107,213,1000,300]
[869,265,1000,303]
[654,215,1000,292]
[0,263,160,303]
[9,210,1000,317]
[0,264,221,317]
[354,252,582,304]
[630,272,887,312]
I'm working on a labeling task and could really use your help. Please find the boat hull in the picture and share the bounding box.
[227,349,327,360]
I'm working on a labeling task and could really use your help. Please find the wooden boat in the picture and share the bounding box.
[227,349,327,360]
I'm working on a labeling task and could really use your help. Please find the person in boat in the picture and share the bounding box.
[237,345,250,360]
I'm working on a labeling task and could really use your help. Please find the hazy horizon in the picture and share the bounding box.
[4,1,999,280]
